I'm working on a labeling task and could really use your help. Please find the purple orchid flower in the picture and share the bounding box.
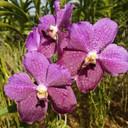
[4,51,77,124]
[26,27,40,51]
[26,27,56,58]
[57,18,128,93]
[37,1,73,56]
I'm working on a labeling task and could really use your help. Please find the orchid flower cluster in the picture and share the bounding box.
[4,0,128,124]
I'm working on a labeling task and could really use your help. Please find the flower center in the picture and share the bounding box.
[49,25,58,40]
[36,84,48,100]
[85,51,98,64]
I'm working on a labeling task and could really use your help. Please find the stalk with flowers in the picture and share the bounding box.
[3,0,128,127]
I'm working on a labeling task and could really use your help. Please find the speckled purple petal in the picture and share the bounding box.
[68,22,93,52]
[54,1,60,11]
[98,44,128,76]
[54,1,73,29]
[91,18,118,52]
[58,31,69,56]
[48,86,77,114]
[38,38,56,58]
[17,91,48,124]
[26,27,40,51]
[57,50,86,77]
[45,64,71,87]
[38,14,56,36]
[23,51,49,84]
[4,73,36,101]
[76,61,104,93]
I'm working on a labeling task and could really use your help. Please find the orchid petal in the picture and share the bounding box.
[58,31,69,56]
[23,51,49,84]
[48,86,76,114]
[68,22,93,52]
[98,44,128,76]
[45,64,71,87]
[26,27,40,51]
[38,14,56,37]
[38,38,56,58]
[54,1,73,29]
[4,73,36,101]
[91,18,118,52]
[17,91,48,124]
[57,50,86,77]
[76,61,103,93]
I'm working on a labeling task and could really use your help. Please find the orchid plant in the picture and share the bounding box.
[4,0,128,125]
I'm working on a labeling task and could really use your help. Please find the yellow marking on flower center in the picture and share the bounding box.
[37,85,48,100]
[85,51,98,64]
[49,25,58,40]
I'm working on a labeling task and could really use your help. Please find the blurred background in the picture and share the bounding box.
[0,0,128,127]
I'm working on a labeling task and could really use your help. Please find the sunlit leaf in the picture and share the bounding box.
[0,1,29,22]
[0,104,17,117]
[0,11,26,20]
[0,22,24,38]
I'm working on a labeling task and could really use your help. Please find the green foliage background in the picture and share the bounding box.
[0,0,128,127]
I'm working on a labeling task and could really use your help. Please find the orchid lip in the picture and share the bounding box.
[49,25,58,40]
[85,51,98,64]
[36,84,48,100]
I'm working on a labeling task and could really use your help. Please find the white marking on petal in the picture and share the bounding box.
[85,51,98,64]
[36,84,48,100]
[49,25,58,40]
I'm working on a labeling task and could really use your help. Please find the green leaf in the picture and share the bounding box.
[32,0,41,17]
[0,22,24,38]
[0,56,8,80]
[57,119,71,128]
[0,1,29,22]
[9,0,20,7]
[0,104,17,117]
[0,11,27,20]
[47,118,71,128]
